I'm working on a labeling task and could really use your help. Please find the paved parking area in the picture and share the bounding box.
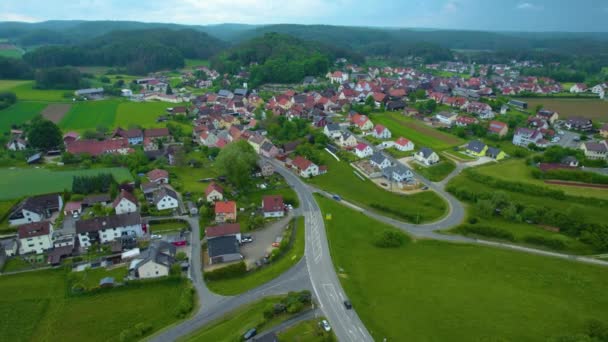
[240,213,293,267]
[552,131,581,149]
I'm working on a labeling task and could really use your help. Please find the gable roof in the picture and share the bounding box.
[488,121,507,133]
[76,213,141,234]
[395,137,411,146]
[215,201,236,214]
[486,147,503,157]
[205,223,241,239]
[467,140,487,153]
[18,221,51,239]
[263,195,284,213]
[355,142,370,151]
[147,169,169,182]
[112,189,138,208]
[144,128,170,138]
[419,147,435,158]
[205,182,223,197]
[208,235,240,258]
[66,138,129,156]
[370,152,389,165]
[153,186,178,205]
[291,156,314,170]
[18,193,61,215]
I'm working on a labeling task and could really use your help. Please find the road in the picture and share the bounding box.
[253,308,321,340]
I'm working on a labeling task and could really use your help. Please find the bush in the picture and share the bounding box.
[204,261,247,281]
[458,225,515,241]
[522,235,566,250]
[373,230,408,248]
[468,217,479,224]
[175,287,194,318]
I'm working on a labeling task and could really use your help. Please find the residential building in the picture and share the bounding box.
[323,123,342,139]
[370,152,392,169]
[66,138,131,156]
[113,190,138,215]
[290,156,320,178]
[466,140,488,157]
[372,124,391,139]
[260,141,280,158]
[512,128,544,147]
[18,222,53,254]
[394,137,414,151]
[455,116,478,127]
[382,164,413,183]
[63,201,82,216]
[153,186,179,211]
[205,182,224,202]
[350,113,374,131]
[215,201,237,223]
[415,148,440,166]
[537,110,559,124]
[488,121,508,137]
[76,214,143,249]
[565,117,593,131]
[354,143,373,158]
[6,137,27,151]
[570,83,588,93]
[207,235,242,265]
[147,169,169,184]
[8,193,63,226]
[259,160,275,177]
[600,123,608,138]
[435,111,458,126]
[113,128,144,145]
[206,223,242,242]
[486,147,506,160]
[580,141,608,160]
[262,195,285,218]
[336,132,357,148]
[131,241,176,279]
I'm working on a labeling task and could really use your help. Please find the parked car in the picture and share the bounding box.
[243,328,257,340]
[151,234,162,239]
[320,319,331,332]
[344,300,352,310]
[242,235,253,243]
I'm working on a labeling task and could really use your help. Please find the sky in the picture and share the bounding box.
[1,0,608,32]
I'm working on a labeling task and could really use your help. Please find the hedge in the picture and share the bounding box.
[457,224,516,241]
[522,235,566,250]
[203,261,247,281]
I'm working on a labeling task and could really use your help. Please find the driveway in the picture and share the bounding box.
[240,213,293,266]
[61,215,76,234]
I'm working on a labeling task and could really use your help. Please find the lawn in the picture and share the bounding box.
[8,81,71,102]
[0,48,23,59]
[170,164,219,196]
[150,221,189,233]
[206,217,305,295]
[184,59,210,68]
[0,167,133,200]
[371,112,464,150]
[412,159,456,182]
[317,196,608,341]
[1,257,36,272]
[59,100,119,131]
[69,266,129,289]
[515,98,608,120]
[115,101,175,128]
[0,102,48,133]
[278,318,336,342]
[0,270,192,342]
[0,80,31,91]
[476,159,608,200]
[307,151,447,223]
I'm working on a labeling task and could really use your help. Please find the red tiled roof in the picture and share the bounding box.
[215,201,236,214]
[66,138,129,156]
[147,169,169,182]
[205,182,223,197]
[205,223,240,238]
[144,128,170,138]
[263,195,284,213]
[488,121,507,133]
[18,221,51,239]
[112,189,138,208]
[64,201,82,212]
[291,156,313,170]
[355,143,369,151]
[395,137,411,146]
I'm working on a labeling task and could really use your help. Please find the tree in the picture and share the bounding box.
[166,84,173,95]
[27,117,62,151]
[215,140,258,189]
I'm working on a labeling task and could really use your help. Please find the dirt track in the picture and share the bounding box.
[41,104,71,123]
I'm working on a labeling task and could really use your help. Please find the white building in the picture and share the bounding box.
[394,137,415,151]
[262,196,285,218]
[130,241,176,279]
[415,148,440,166]
[153,186,180,211]
[354,143,373,158]
[8,194,63,226]
[112,190,138,215]
[372,124,392,139]
[291,156,320,178]
[18,222,54,255]
[76,214,143,249]
[370,152,392,169]
[435,111,458,126]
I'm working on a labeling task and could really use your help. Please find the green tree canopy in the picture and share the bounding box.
[215,140,258,189]
[27,117,63,151]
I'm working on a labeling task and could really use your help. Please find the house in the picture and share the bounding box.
[513,128,544,147]
[1,238,18,257]
[205,182,224,203]
[259,160,275,177]
[113,190,138,215]
[144,128,172,142]
[354,143,373,158]
[327,71,348,83]
[131,241,176,279]
[8,193,63,226]
[215,201,237,223]
[394,137,414,151]
[82,194,111,208]
[76,214,143,249]
[147,169,169,184]
[66,138,131,156]
[369,152,392,169]
[486,147,506,160]
[508,100,528,110]
[260,141,280,158]
[350,113,374,131]
[600,124,608,138]
[561,156,579,167]
[74,88,104,99]
[466,140,488,157]
[336,132,357,148]
[205,223,241,242]
[382,164,413,183]
[290,156,320,178]
[591,83,608,94]
[153,186,179,211]
[262,195,285,218]
[113,128,144,145]
[207,235,242,265]
[372,124,392,139]
[323,123,342,139]
[63,132,80,144]
[570,83,588,93]
[18,221,53,254]
[537,110,559,124]
[455,116,478,127]
[414,148,440,166]
[435,111,458,126]
[6,137,27,151]
[580,141,608,160]
[487,121,508,137]
[565,117,593,131]
[63,201,82,216]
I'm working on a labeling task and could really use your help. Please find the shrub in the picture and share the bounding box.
[522,235,566,250]
[458,225,515,241]
[175,287,194,318]
[468,217,479,224]
[373,230,407,248]
[204,261,247,281]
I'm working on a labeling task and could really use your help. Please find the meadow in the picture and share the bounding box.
[411,159,456,182]
[317,196,608,341]
[278,318,336,342]
[115,101,174,128]
[0,48,23,59]
[0,80,31,91]
[0,102,48,133]
[515,98,608,121]
[371,112,464,150]
[308,151,447,223]
[59,100,119,131]
[184,59,210,68]
[8,81,71,102]
[0,270,191,342]
[0,167,133,200]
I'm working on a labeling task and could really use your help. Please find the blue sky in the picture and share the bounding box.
[1,0,607,32]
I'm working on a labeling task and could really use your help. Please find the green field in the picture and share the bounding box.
[59,100,119,131]
[0,270,192,341]
[308,151,447,223]
[115,101,174,128]
[515,98,608,121]
[184,59,210,68]
[0,48,23,59]
[0,80,31,91]
[0,167,133,200]
[412,159,456,182]
[0,102,48,133]
[278,318,336,341]
[8,82,71,102]
[206,217,305,295]
[151,221,189,233]
[317,196,608,341]
[371,112,465,150]
[476,159,608,200]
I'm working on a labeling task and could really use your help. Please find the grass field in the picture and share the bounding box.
[206,217,305,295]
[278,318,336,341]
[412,159,456,182]
[515,98,608,121]
[0,48,23,59]
[371,112,464,150]
[151,221,189,233]
[317,196,608,341]
[0,167,133,200]
[476,159,608,200]
[0,102,47,133]
[0,80,31,91]
[308,151,447,223]
[8,82,71,102]
[0,270,191,342]
[115,101,176,128]
[59,100,119,131]
[184,59,210,68]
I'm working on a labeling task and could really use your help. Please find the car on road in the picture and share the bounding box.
[344,300,352,310]
[241,235,253,243]
[421,186,429,190]
[332,194,342,201]
[243,328,257,340]
[151,234,162,239]
[319,319,331,332]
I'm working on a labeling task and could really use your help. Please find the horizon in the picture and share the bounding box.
[1,0,607,32]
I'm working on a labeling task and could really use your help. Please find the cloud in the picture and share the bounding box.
[516,2,543,10]
[0,12,39,22]
[442,1,459,13]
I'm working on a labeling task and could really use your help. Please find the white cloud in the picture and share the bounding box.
[442,1,459,13]
[516,2,543,10]
[0,12,39,22]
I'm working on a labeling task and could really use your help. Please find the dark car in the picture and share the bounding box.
[344,300,352,310]
[243,328,257,340]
